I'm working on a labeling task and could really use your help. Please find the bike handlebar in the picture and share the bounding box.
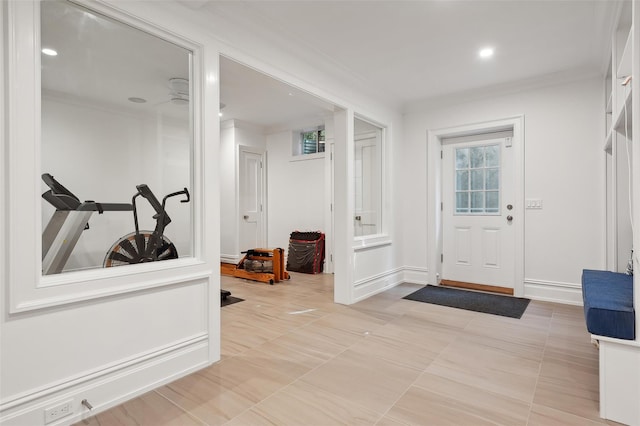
[135,184,164,215]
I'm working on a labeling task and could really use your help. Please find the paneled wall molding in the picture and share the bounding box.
[4,0,217,314]
[1,2,221,425]
[0,337,209,425]
[353,267,404,302]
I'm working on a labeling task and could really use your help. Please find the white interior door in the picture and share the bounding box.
[442,136,515,290]
[239,147,265,252]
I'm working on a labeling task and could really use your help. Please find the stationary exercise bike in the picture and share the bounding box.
[104,183,231,301]
[104,184,189,267]
[41,173,189,274]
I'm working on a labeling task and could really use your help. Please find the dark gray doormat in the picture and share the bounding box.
[403,285,530,319]
[221,296,244,307]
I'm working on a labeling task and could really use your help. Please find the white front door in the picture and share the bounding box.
[442,136,515,290]
[239,147,265,252]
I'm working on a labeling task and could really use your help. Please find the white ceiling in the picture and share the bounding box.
[42,0,619,129]
[220,56,337,130]
[201,0,615,110]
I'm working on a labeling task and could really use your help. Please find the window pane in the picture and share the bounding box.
[302,131,318,154]
[456,170,469,190]
[470,169,484,190]
[486,191,499,212]
[486,168,499,190]
[456,148,469,169]
[470,146,484,168]
[41,0,193,275]
[485,144,499,167]
[470,191,484,212]
[354,118,382,237]
[456,192,469,213]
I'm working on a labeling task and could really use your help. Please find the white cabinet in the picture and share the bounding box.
[600,1,640,425]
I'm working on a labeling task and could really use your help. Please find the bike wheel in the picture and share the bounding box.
[103,231,178,267]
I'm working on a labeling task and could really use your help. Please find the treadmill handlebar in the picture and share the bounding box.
[42,173,80,203]
[41,173,133,212]
[42,190,81,210]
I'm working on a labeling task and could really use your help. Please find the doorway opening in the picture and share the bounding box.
[219,55,342,291]
[427,116,525,297]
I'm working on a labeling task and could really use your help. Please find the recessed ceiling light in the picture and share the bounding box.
[479,47,494,59]
[42,48,58,56]
[128,97,147,103]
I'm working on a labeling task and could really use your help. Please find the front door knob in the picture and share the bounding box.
[507,215,513,222]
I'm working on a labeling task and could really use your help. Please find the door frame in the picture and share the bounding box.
[427,116,525,297]
[238,145,267,252]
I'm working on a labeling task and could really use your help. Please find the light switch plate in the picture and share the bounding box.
[526,199,543,209]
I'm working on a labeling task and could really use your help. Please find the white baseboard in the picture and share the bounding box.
[353,268,404,302]
[398,269,582,306]
[220,254,239,264]
[402,266,429,285]
[523,278,583,305]
[0,336,212,426]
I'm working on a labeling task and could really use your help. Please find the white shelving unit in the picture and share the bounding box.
[605,1,634,273]
[600,1,639,425]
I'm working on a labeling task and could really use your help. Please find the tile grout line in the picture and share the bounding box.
[152,388,210,426]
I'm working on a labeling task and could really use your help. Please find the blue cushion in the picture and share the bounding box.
[582,269,635,340]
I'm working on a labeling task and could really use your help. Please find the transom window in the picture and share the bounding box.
[297,127,325,155]
[455,144,500,214]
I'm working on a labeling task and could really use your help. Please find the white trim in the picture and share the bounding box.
[353,267,404,302]
[427,116,525,296]
[0,0,6,324]
[353,235,392,251]
[596,335,640,348]
[16,270,211,313]
[0,337,210,425]
[523,278,583,305]
[324,141,335,274]
[598,339,640,425]
[333,109,354,304]
[220,254,240,264]
[353,114,389,242]
[402,266,430,285]
[404,68,601,114]
[289,152,325,162]
[5,0,218,313]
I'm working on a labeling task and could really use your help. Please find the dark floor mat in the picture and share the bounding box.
[403,285,530,318]
[221,295,244,307]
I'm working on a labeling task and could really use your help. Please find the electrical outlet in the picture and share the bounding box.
[44,400,73,424]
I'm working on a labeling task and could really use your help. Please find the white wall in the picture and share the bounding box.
[1,1,220,425]
[220,121,237,262]
[1,0,405,424]
[402,76,605,303]
[41,96,192,271]
[219,119,266,262]
[266,130,326,252]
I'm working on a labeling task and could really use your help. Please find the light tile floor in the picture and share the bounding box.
[77,272,620,425]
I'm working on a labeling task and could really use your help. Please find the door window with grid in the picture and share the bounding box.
[455,144,500,214]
